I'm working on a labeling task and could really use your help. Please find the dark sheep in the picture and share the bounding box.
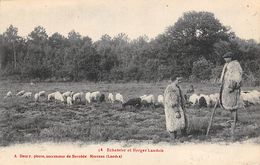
[198,96,207,108]
[122,98,142,108]
[140,100,151,107]
[154,102,164,108]
[99,94,105,102]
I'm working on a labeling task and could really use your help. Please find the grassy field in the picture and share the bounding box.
[0,81,260,146]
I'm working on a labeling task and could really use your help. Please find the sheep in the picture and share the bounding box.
[115,93,124,103]
[198,96,207,108]
[141,100,151,107]
[73,92,84,104]
[151,95,164,108]
[238,94,246,108]
[67,96,73,106]
[34,93,40,102]
[62,91,74,99]
[85,92,91,104]
[16,90,25,96]
[38,91,46,97]
[249,90,260,104]
[21,92,32,98]
[91,91,101,102]
[84,91,103,104]
[107,93,115,103]
[4,91,12,98]
[141,94,155,103]
[122,98,142,108]
[241,90,260,105]
[7,91,12,96]
[157,95,164,105]
[54,91,65,102]
[209,93,219,107]
[140,94,155,107]
[48,92,56,101]
[140,95,147,100]
[147,94,155,104]
[188,93,200,106]
[100,93,105,102]
[199,94,211,107]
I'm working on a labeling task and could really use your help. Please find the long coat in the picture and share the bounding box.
[164,82,187,132]
[220,60,243,110]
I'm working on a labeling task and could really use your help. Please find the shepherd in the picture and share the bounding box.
[219,51,243,137]
[164,76,187,140]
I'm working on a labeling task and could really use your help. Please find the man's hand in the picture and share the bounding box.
[176,112,181,118]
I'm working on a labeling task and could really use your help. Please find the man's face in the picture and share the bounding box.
[224,57,232,63]
[176,77,182,84]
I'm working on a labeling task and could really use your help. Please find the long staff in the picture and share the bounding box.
[206,99,219,136]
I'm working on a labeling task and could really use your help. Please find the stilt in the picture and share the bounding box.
[206,101,219,136]
[231,109,237,137]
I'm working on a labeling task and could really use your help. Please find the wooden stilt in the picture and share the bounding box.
[231,110,237,137]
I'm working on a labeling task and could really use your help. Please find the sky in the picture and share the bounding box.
[0,0,259,41]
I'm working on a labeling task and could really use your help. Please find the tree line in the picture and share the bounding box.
[0,11,259,84]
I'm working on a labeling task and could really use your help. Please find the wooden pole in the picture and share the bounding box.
[206,100,219,136]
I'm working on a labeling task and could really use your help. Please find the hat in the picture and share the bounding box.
[170,76,182,82]
[223,52,233,58]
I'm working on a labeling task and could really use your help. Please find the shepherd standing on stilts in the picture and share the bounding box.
[219,51,243,138]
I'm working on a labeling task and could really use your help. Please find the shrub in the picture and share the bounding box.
[210,65,223,83]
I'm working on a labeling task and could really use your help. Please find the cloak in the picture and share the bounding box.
[164,82,187,132]
[219,60,243,110]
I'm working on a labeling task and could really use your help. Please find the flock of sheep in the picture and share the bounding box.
[4,86,260,109]
[3,90,163,107]
[188,90,260,108]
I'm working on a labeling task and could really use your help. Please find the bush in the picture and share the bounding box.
[243,71,257,86]
[210,65,223,83]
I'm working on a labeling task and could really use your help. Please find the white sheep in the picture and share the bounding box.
[251,90,260,96]
[141,94,155,104]
[91,91,101,102]
[54,91,65,102]
[85,92,91,104]
[73,92,84,103]
[16,90,25,96]
[21,92,32,98]
[107,93,114,103]
[62,91,74,98]
[67,96,73,106]
[4,91,12,98]
[48,92,56,101]
[140,95,147,100]
[157,95,164,105]
[188,93,200,106]
[34,93,40,102]
[208,93,219,107]
[241,90,260,105]
[249,90,260,104]
[38,91,46,97]
[238,94,246,108]
[115,93,124,103]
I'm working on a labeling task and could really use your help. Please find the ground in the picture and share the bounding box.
[0,81,259,146]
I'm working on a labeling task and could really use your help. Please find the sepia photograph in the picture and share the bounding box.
[0,0,260,164]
